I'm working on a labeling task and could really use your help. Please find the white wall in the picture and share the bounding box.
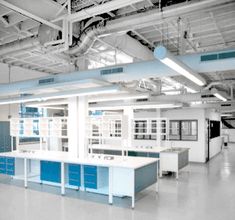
[162,108,206,163]
[0,63,49,121]
[206,109,222,159]
[222,129,235,142]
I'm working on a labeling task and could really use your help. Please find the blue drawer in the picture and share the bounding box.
[84,174,97,183]
[6,157,15,164]
[0,169,5,174]
[84,165,97,175]
[6,169,14,176]
[84,182,97,189]
[40,161,61,183]
[68,164,81,173]
[0,157,6,163]
[0,163,6,170]
[69,172,80,181]
[6,164,14,171]
[69,179,81,187]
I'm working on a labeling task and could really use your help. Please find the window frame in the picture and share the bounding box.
[169,119,198,141]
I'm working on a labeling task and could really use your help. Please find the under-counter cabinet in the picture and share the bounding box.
[40,161,61,183]
[84,165,108,192]
[0,156,15,175]
[0,151,158,208]
[68,164,81,187]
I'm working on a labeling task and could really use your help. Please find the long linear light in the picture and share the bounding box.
[214,93,227,102]
[89,103,182,110]
[154,46,206,86]
[88,93,149,103]
[211,88,227,102]
[0,85,120,106]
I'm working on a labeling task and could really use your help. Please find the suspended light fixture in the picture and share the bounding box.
[89,102,182,110]
[154,46,206,86]
[211,88,227,102]
[0,85,120,106]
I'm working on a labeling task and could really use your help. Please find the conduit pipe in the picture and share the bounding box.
[67,0,234,55]
[0,0,233,57]
[0,37,40,57]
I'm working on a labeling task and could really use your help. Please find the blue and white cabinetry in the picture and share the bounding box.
[68,164,81,187]
[40,161,61,183]
[0,156,15,175]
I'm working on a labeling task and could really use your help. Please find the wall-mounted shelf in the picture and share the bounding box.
[132,118,169,141]
[10,117,68,138]
[86,115,123,145]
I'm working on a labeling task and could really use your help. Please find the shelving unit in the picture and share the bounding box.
[10,117,68,138]
[86,115,124,155]
[132,118,169,142]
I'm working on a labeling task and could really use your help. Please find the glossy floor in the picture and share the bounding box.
[0,144,235,220]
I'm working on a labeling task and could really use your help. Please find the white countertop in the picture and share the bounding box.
[0,150,159,170]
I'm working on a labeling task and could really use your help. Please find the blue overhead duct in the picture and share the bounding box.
[0,48,235,96]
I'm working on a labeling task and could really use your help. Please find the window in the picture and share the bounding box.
[169,121,180,140]
[110,120,122,137]
[169,120,198,141]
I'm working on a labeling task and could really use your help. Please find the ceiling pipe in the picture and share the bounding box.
[67,0,234,55]
[0,37,40,57]
[0,0,62,30]
[0,0,234,58]
[203,79,235,90]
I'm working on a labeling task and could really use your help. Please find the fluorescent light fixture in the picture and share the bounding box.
[154,46,206,86]
[211,88,227,102]
[88,93,149,102]
[131,103,182,109]
[0,85,120,106]
[221,113,232,117]
[214,93,227,102]
[89,102,182,110]
[163,91,181,95]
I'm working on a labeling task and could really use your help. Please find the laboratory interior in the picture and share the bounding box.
[0,0,235,220]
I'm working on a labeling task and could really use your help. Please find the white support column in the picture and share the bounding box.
[68,96,88,158]
[156,109,161,147]
[24,158,28,188]
[61,162,65,195]
[123,107,134,149]
[108,167,113,205]
[68,97,79,157]
[78,96,88,158]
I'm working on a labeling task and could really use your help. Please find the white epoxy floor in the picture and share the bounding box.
[0,144,235,220]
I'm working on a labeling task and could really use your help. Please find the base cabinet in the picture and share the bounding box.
[128,151,159,158]
[68,164,81,187]
[40,161,61,183]
[0,157,15,175]
[84,165,97,189]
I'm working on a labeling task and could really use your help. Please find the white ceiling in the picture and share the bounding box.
[0,0,235,107]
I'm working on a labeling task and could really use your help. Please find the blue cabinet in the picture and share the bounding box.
[0,156,15,175]
[40,161,61,183]
[84,165,97,189]
[0,122,13,153]
[128,151,159,158]
[68,164,81,187]
[149,153,159,158]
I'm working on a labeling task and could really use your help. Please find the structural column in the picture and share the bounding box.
[156,109,161,147]
[123,107,134,149]
[68,96,88,158]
